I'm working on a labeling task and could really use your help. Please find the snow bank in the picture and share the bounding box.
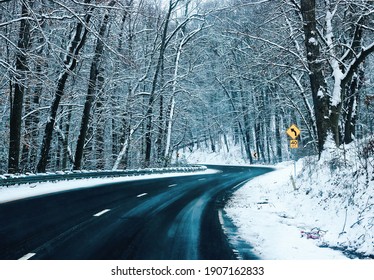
[225,138,374,259]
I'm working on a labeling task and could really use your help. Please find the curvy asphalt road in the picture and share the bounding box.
[0,165,273,260]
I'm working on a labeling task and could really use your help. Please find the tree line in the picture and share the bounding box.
[0,0,373,174]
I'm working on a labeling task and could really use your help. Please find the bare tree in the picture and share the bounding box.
[36,2,93,172]
[73,1,116,170]
[8,1,33,173]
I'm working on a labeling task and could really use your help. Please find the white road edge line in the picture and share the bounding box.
[168,184,177,188]
[93,209,111,217]
[19,253,36,260]
[137,193,148,198]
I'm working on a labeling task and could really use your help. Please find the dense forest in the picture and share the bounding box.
[0,0,373,174]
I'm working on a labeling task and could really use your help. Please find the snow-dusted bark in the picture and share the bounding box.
[163,42,182,163]
[8,1,32,174]
[324,1,342,108]
[324,1,343,145]
[300,0,331,156]
[73,2,115,170]
[299,0,374,154]
[164,25,203,166]
[325,1,374,145]
[143,1,175,168]
[112,128,134,171]
[144,0,196,167]
[36,4,93,172]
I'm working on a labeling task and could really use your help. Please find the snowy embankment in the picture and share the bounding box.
[224,139,373,259]
[181,144,247,165]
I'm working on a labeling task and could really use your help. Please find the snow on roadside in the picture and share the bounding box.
[0,168,219,204]
[225,138,374,259]
[225,161,347,259]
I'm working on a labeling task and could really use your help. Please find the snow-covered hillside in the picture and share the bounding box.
[186,137,374,259]
[179,144,248,165]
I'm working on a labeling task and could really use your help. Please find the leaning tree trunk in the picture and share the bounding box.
[164,28,197,166]
[73,6,113,170]
[342,21,364,144]
[36,5,92,173]
[144,1,175,168]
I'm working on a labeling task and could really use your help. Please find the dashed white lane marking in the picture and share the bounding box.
[93,209,111,217]
[198,178,206,181]
[136,193,148,198]
[218,209,225,225]
[168,184,177,188]
[19,253,36,260]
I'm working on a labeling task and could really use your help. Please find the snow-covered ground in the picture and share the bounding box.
[224,160,349,259]
[185,137,374,259]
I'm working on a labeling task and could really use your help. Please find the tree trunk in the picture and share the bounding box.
[73,8,112,170]
[36,5,92,173]
[156,82,165,164]
[144,1,175,168]
[300,0,330,156]
[343,68,364,144]
[240,92,253,164]
[20,86,31,172]
[8,1,32,174]
[342,20,365,144]
[62,106,73,170]
[95,74,105,170]
[275,108,283,163]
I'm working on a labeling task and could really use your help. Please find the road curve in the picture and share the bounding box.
[0,165,273,260]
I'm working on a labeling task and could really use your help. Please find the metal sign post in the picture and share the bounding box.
[286,124,300,180]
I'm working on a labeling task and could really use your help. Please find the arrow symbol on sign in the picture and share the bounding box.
[291,128,297,137]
